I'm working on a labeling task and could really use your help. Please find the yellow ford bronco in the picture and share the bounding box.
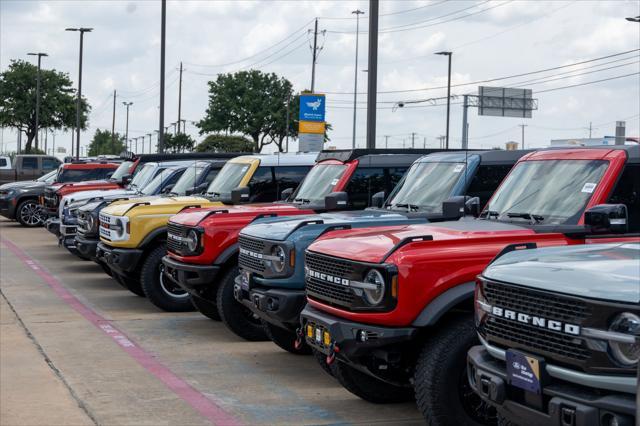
[96,153,316,310]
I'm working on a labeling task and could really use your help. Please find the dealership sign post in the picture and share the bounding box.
[299,93,326,152]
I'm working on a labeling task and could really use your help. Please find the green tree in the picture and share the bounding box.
[0,60,90,153]
[196,134,254,153]
[197,70,300,152]
[87,129,126,156]
[162,133,195,153]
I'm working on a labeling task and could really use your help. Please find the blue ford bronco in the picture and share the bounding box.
[234,149,529,354]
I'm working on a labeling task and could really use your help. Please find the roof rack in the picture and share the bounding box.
[119,151,252,162]
[316,148,479,163]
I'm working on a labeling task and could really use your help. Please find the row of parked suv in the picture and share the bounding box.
[4,145,638,425]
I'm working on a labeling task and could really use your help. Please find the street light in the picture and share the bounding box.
[66,27,93,159]
[351,9,365,149]
[27,52,48,152]
[625,16,640,22]
[435,51,452,149]
[122,101,133,151]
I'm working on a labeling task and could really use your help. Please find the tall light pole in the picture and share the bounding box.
[351,9,365,149]
[66,27,93,159]
[122,101,133,152]
[366,0,379,149]
[27,52,48,152]
[158,0,167,153]
[435,51,452,149]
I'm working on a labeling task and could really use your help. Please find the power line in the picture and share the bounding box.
[318,0,449,20]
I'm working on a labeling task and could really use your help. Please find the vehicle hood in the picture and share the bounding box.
[242,209,412,241]
[169,202,305,227]
[64,188,137,205]
[484,242,640,304]
[100,195,212,217]
[308,218,531,264]
[0,180,45,191]
[57,180,120,195]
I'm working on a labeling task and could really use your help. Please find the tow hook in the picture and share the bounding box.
[326,342,340,365]
[294,327,304,350]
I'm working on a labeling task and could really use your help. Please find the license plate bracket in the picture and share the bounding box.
[506,349,545,394]
[240,270,251,291]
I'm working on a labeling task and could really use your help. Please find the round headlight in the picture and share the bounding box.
[87,214,95,231]
[271,245,286,273]
[186,230,199,253]
[113,218,124,236]
[363,269,385,306]
[609,312,640,367]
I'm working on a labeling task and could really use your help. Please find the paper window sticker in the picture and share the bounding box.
[331,178,339,186]
[581,182,597,193]
[453,164,465,173]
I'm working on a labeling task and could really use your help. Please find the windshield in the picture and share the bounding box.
[387,162,466,212]
[484,159,608,225]
[129,164,155,189]
[37,170,58,183]
[171,165,207,195]
[110,161,133,180]
[291,164,347,204]
[206,162,252,195]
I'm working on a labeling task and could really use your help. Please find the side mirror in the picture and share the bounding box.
[442,196,467,220]
[371,191,385,209]
[324,191,348,210]
[231,186,250,204]
[465,197,481,218]
[121,174,133,185]
[162,184,175,194]
[281,187,294,201]
[585,204,628,233]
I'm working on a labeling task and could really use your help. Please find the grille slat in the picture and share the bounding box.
[305,252,356,308]
[481,280,591,364]
[167,222,189,254]
[238,236,266,272]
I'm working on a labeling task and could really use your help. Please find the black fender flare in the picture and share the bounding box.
[213,243,239,267]
[411,282,475,327]
[140,226,167,248]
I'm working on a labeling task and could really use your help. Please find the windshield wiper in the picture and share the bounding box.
[392,203,420,212]
[293,198,311,204]
[506,212,545,223]
[481,210,500,219]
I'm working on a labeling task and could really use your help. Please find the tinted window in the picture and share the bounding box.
[94,168,115,179]
[203,167,220,185]
[608,164,640,232]
[275,166,310,198]
[345,167,386,209]
[42,158,59,171]
[466,165,513,208]
[0,158,7,167]
[248,166,275,202]
[22,157,38,170]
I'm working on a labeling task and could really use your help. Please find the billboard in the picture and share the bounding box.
[299,94,326,122]
[478,87,534,118]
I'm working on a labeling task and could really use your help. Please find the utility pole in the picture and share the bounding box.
[147,133,152,154]
[17,130,22,154]
[411,132,416,148]
[51,129,56,154]
[158,0,167,153]
[384,135,389,148]
[71,130,75,157]
[423,136,426,148]
[461,95,469,149]
[27,52,47,152]
[285,95,290,153]
[589,122,592,138]
[351,9,364,149]
[435,51,452,149]
[177,62,183,133]
[310,18,319,92]
[66,27,92,160]
[366,0,379,149]
[44,127,48,154]
[519,124,527,149]
[123,101,133,152]
[111,89,117,152]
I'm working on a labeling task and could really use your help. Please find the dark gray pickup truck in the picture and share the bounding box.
[0,155,61,185]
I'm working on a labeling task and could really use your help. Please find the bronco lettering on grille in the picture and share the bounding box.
[305,267,350,286]
[491,306,581,335]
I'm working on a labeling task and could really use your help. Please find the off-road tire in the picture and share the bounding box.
[414,315,496,426]
[192,295,221,321]
[141,245,194,312]
[16,199,43,227]
[497,415,514,426]
[217,266,268,341]
[333,361,414,403]
[262,321,311,355]
[312,348,336,377]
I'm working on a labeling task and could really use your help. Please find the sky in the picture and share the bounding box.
[1,0,639,156]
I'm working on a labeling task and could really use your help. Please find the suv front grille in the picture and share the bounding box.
[305,252,355,308]
[167,222,189,254]
[480,280,592,364]
[44,188,58,209]
[238,235,266,273]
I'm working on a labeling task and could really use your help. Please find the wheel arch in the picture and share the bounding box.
[411,282,475,327]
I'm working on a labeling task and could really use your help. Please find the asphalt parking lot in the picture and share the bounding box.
[0,218,422,426]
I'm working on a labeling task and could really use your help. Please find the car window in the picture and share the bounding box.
[22,157,38,170]
[203,167,220,185]
[42,158,60,171]
[607,164,640,233]
[275,166,310,199]
[345,167,386,209]
[94,168,115,179]
[466,165,514,208]
[0,158,7,167]
[292,164,348,204]
[248,166,275,202]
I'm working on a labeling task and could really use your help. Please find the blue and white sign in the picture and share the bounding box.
[299,94,326,122]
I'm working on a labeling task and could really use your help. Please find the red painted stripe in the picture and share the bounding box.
[1,238,242,426]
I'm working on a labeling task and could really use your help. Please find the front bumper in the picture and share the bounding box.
[467,345,637,426]
[162,255,221,299]
[45,218,60,236]
[234,275,305,330]
[75,235,99,259]
[300,304,418,361]
[96,242,144,274]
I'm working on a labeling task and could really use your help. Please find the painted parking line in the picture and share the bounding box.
[1,238,242,426]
